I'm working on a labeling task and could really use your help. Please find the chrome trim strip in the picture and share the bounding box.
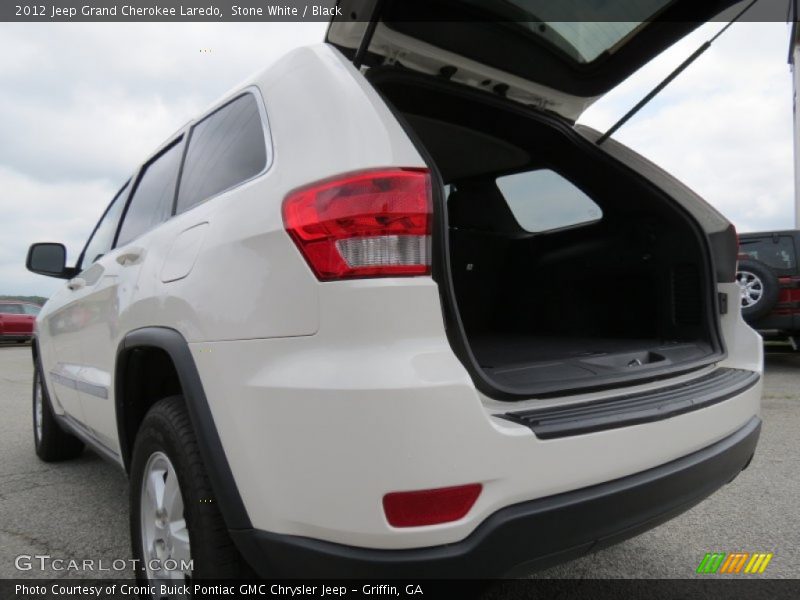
[49,369,109,399]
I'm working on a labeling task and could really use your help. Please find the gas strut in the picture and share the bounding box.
[597,0,761,145]
[353,0,388,69]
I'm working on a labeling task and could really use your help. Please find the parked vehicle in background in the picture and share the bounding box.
[0,301,40,343]
[737,230,800,349]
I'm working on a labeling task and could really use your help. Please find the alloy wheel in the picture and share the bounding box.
[736,270,764,308]
[139,451,192,584]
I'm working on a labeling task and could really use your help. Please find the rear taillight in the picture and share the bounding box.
[282,169,432,281]
[383,483,482,528]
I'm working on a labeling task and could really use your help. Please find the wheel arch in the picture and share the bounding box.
[115,327,252,530]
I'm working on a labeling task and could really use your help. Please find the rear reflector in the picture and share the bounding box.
[383,483,482,528]
[282,169,432,281]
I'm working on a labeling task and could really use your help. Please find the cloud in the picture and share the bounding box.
[0,22,327,296]
[0,166,118,296]
[580,22,795,233]
[0,21,795,297]
[0,22,328,182]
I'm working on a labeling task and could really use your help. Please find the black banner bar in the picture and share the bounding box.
[2,579,800,600]
[0,0,795,22]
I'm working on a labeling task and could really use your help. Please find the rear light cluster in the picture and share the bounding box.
[282,169,432,281]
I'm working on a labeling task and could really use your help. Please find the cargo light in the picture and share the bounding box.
[382,483,482,528]
[282,169,432,281]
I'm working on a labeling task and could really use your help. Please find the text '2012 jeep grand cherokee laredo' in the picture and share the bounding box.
[26,1,762,580]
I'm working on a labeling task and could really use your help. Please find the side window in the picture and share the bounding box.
[117,139,185,247]
[176,93,267,214]
[496,169,603,233]
[740,236,797,271]
[79,182,129,270]
[22,305,41,316]
[0,304,23,314]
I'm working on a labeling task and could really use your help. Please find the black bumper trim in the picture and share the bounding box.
[230,416,760,578]
[499,367,759,439]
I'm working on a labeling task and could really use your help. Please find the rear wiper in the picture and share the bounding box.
[597,0,761,145]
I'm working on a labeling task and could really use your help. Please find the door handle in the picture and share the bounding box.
[116,248,145,266]
[67,278,86,291]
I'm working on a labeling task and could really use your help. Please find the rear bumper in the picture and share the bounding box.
[231,416,760,578]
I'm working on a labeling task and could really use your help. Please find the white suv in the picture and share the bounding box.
[26,6,762,580]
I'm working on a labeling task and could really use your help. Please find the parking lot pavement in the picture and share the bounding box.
[0,344,797,579]
[0,345,130,579]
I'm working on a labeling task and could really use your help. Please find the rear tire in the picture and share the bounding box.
[130,396,254,581]
[737,259,779,322]
[32,363,85,461]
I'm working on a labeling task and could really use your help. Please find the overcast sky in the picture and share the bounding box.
[0,21,795,297]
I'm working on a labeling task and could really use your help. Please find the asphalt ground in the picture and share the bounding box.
[0,344,796,580]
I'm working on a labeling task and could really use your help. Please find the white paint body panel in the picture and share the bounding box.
[190,278,761,549]
[34,43,762,551]
[161,223,209,283]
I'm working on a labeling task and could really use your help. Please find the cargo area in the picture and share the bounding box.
[370,70,723,397]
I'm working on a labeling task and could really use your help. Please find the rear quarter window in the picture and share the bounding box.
[176,93,267,214]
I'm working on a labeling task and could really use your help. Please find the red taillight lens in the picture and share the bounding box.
[282,169,432,281]
[382,483,482,528]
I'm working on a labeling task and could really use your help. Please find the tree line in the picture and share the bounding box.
[0,295,47,306]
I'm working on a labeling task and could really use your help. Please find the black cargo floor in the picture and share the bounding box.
[470,334,714,392]
[471,334,660,368]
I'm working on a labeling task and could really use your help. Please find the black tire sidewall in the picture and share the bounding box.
[738,259,779,322]
[32,359,55,452]
[32,358,84,460]
[32,367,43,450]
[130,401,195,582]
[129,397,247,581]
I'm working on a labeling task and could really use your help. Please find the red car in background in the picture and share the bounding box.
[0,301,40,343]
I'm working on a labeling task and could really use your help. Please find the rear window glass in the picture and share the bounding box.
[496,169,602,233]
[117,139,185,247]
[81,182,129,268]
[0,304,23,314]
[176,93,267,214]
[463,0,673,63]
[739,236,797,271]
